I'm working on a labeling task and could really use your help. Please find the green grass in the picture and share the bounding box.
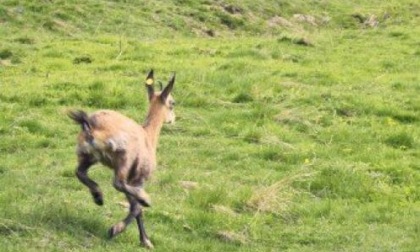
[1,1,419,251]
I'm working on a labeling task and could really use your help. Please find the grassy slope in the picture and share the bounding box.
[1,0,419,251]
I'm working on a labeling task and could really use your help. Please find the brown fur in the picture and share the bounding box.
[68,70,175,249]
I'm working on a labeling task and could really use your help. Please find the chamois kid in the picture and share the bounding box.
[68,70,176,249]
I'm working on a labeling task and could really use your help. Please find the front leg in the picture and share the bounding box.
[75,154,103,205]
[109,195,140,239]
[136,208,154,249]
[108,196,154,249]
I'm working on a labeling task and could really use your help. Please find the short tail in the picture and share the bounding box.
[67,110,93,141]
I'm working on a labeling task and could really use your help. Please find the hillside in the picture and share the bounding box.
[1,0,419,38]
[1,1,419,251]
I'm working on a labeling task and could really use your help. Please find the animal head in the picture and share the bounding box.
[145,70,176,124]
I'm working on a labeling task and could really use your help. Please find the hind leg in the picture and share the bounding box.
[113,177,151,207]
[112,160,151,207]
[75,153,103,205]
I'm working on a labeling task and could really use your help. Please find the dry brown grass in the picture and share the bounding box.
[247,172,314,215]
[216,230,248,245]
[212,204,238,217]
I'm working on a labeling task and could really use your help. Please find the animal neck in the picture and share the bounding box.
[143,104,166,151]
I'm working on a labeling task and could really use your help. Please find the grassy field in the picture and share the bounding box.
[1,1,419,251]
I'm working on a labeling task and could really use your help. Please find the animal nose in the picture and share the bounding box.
[167,112,176,124]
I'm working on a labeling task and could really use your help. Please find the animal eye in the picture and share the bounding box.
[169,101,175,108]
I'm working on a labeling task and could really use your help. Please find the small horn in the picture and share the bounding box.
[158,81,164,91]
[161,73,175,103]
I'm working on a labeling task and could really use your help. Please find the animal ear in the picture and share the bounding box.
[160,73,175,103]
[145,69,154,100]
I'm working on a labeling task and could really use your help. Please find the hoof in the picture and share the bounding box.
[138,190,151,207]
[138,198,151,207]
[141,238,154,249]
[92,192,104,206]
[108,222,125,239]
